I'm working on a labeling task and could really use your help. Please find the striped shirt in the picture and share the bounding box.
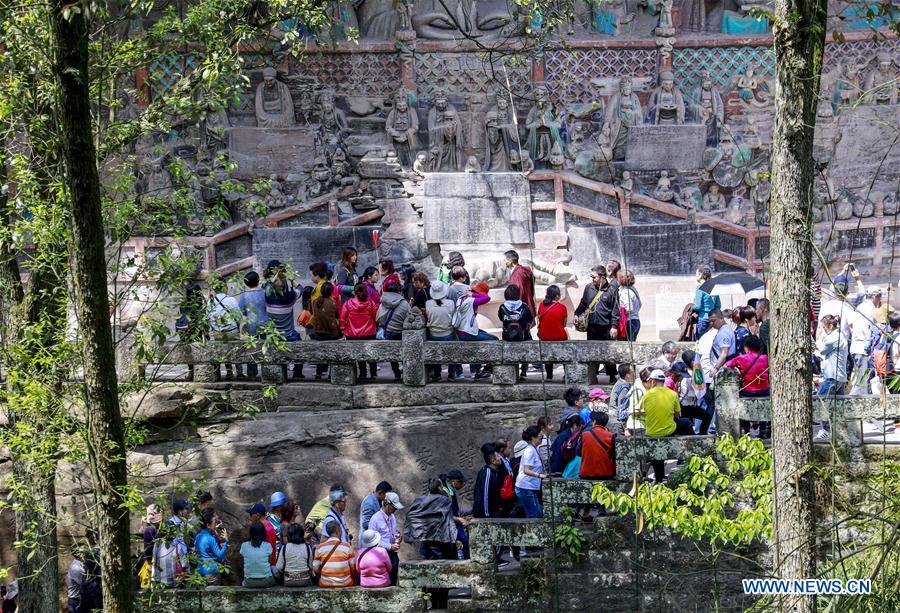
[312,538,355,587]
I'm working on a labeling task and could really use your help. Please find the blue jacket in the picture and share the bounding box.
[550,428,572,474]
[693,289,716,319]
[194,529,227,576]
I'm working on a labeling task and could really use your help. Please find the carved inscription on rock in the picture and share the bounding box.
[624,124,707,171]
[422,172,531,244]
[229,127,316,179]
[836,227,876,252]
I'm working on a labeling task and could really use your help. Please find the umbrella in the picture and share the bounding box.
[699,272,766,296]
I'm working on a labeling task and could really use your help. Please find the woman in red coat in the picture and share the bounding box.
[340,283,379,380]
[537,285,568,380]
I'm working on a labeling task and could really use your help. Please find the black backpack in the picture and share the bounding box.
[503,305,527,341]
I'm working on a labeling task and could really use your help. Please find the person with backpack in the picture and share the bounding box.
[556,415,585,476]
[310,281,343,379]
[340,283,379,381]
[867,312,900,414]
[498,285,534,380]
[574,265,621,384]
[692,265,717,339]
[425,281,458,382]
[263,260,304,379]
[238,271,269,380]
[453,279,496,380]
[515,426,548,518]
[538,285,568,380]
[274,523,314,587]
[377,282,411,380]
[335,247,360,301]
[580,411,616,479]
[208,282,243,380]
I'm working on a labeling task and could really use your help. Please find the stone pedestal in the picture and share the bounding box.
[402,329,427,387]
[330,364,356,386]
[260,365,284,384]
[713,370,743,439]
[492,365,518,386]
[564,363,588,386]
[192,363,219,383]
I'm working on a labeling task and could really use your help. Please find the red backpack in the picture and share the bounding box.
[559,430,582,468]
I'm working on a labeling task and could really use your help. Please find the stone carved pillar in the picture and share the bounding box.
[402,328,427,387]
[330,364,357,386]
[564,363,588,386]
[396,28,416,91]
[260,364,284,384]
[193,363,219,383]
[714,369,743,439]
[492,365,518,385]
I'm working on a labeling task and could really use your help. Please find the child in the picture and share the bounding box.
[498,285,534,380]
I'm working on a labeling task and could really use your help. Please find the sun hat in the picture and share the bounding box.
[430,280,449,300]
[270,491,286,509]
[143,504,162,525]
[513,440,529,458]
[472,282,490,295]
[588,387,609,401]
[383,491,404,510]
[361,529,381,549]
[649,369,666,381]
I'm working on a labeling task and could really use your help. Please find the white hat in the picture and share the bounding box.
[649,369,666,381]
[383,491,404,510]
[430,280,449,300]
[513,440,529,458]
[361,529,380,549]
[868,287,884,296]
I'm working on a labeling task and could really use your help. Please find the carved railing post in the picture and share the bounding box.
[193,363,219,383]
[564,362,588,386]
[715,369,742,439]
[330,364,356,386]
[402,329,427,387]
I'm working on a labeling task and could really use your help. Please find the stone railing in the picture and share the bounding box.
[148,336,685,387]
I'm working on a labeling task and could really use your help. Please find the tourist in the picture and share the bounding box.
[515,425,548,518]
[580,411,616,479]
[587,387,610,424]
[848,289,878,395]
[399,264,417,303]
[380,259,400,292]
[438,251,469,285]
[425,280,457,382]
[140,504,162,567]
[706,309,737,377]
[505,250,536,321]
[313,521,356,587]
[755,298,771,353]
[208,282,242,380]
[498,284,534,380]
[176,282,208,344]
[725,334,769,438]
[559,387,585,430]
[611,364,633,424]
[264,260,303,378]
[555,415,584,475]
[359,481,393,532]
[404,478,461,561]
[336,247,360,300]
[865,313,900,425]
[0,582,16,613]
[239,270,268,380]
[274,523,314,587]
[618,268,641,341]
[452,279,496,379]
[340,283,379,381]
[818,280,853,340]
[574,265,620,384]
[67,545,87,611]
[194,507,228,584]
[368,492,404,585]
[692,265,716,339]
[323,487,353,544]
[166,499,191,546]
[151,522,188,588]
[814,315,846,448]
[356,529,393,588]
[377,282,410,380]
[361,266,382,305]
[246,501,266,524]
[265,491,286,564]
[645,369,695,482]
[306,485,344,536]
[536,416,552,466]
[537,285,568,380]
[240,521,276,588]
[624,367,650,436]
[444,469,471,559]
[733,306,757,355]
[473,443,503,520]
[410,271,431,312]
[871,287,894,325]
[310,280,342,378]
[278,496,300,544]
[671,362,714,434]
[657,342,679,370]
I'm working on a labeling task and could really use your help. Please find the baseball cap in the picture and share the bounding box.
[383,491,404,509]
[649,369,666,381]
[270,491,286,509]
[446,469,466,483]
[513,440,529,458]
[245,502,266,515]
[672,362,691,377]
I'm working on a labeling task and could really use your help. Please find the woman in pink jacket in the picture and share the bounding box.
[340,283,379,380]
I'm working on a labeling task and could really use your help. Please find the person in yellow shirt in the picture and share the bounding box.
[643,369,695,482]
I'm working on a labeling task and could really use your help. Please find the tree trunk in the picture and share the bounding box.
[769,0,827,610]
[50,5,134,612]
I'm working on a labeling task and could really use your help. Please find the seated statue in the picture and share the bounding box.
[255,68,296,128]
[648,70,685,125]
[864,52,898,105]
[653,171,675,202]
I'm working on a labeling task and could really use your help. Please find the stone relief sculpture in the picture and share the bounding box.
[693,70,725,145]
[255,67,296,127]
[604,77,643,160]
[385,90,419,168]
[653,171,675,201]
[525,86,564,168]
[864,52,898,105]
[318,90,348,138]
[358,0,401,39]
[574,124,614,182]
[648,70,685,125]
[483,111,512,171]
[410,0,522,39]
[701,184,726,211]
[433,108,463,171]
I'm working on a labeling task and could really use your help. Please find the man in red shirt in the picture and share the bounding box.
[505,250,535,323]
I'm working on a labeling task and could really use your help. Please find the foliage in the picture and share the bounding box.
[592,435,772,546]
[553,506,587,563]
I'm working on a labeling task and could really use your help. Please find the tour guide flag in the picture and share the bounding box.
[372,229,379,250]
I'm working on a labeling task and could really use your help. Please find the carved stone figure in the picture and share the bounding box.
[604,77,643,160]
[329,1,360,39]
[694,70,725,145]
[702,184,726,211]
[434,108,463,171]
[653,171,675,201]
[308,155,332,197]
[574,124,614,182]
[725,197,752,225]
[655,0,674,33]
[413,152,429,177]
[201,100,231,160]
[549,141,565,170]
[298,88,316,124]
[464,155,480,173]
[385,91,419,167]
[883,192,900,216]
[484,112,511,171]
[331,148,356,187]
[525,86,564,168]
[648,70,685,125]
[619,170,634,196]
[864,52,898,105]
[518,149,534,174]
[318,90,348,138]
[358,0,400,39]
[566,121,589,163]
[255,67,296,128]
[427,93,461,151]
[411,0,520,39]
